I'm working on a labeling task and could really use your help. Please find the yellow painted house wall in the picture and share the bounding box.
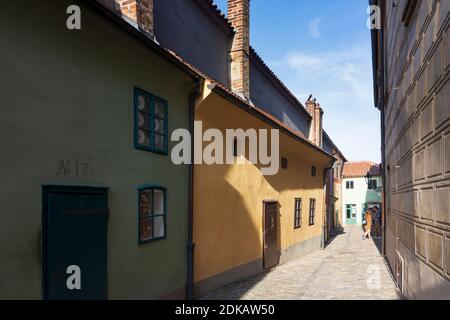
[193,88,333,294]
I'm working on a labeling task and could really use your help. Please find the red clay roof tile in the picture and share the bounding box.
[342,161,381,178]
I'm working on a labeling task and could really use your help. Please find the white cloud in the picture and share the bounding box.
[308,18,322,38]
[269,41,381,162]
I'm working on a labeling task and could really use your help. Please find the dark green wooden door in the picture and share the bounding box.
[43,187,108,300]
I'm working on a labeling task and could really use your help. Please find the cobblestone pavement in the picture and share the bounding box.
[201,226,402,300]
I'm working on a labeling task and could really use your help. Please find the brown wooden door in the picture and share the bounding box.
[263,202,280,269]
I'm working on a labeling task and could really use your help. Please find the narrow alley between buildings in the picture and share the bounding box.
[201,226,402,300]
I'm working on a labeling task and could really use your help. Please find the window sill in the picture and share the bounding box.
[134,144,168,156]
[139,236,167,245]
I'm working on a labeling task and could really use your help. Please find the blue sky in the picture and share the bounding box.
[215,0,381,162]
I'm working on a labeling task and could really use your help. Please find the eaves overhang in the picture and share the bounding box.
[208,81,337,163]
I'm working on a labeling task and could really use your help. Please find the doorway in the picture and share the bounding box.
[345,204,357,225]
[42,186,108,300]
[263,201,280,269]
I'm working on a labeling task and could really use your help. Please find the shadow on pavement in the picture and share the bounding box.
[324,227,346,249]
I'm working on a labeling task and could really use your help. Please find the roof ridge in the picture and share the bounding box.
[201,0,235,33]
[206,79,336,160]
[249,46,311,119]
[322,130,347,161]
[346,160,377,164]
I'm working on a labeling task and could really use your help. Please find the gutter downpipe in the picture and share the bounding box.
[187,79,202,300]
[322,162,335,249]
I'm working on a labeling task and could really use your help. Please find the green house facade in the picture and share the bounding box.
[0,0,197,299]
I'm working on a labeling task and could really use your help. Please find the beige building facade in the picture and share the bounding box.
[371,0,450,299]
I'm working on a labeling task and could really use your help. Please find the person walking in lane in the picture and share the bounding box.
[373,205,382,239]
[362,208,373,240]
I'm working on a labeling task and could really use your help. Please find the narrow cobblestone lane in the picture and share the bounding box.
[202,226,402,300]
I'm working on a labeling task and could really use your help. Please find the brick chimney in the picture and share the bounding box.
[306,97,323,148]
[228,0,250,100]
[115,0,154,36]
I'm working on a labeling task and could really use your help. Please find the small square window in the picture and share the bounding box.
[135,88,168,154]
[311,166,317,177]
[139,186,166,244]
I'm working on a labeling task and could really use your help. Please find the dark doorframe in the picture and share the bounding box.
[262,201,280,270]
[42,185,109,300]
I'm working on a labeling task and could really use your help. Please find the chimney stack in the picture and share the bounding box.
[305,98,323,148]
[116,0,154,37]
[228,0,250,100]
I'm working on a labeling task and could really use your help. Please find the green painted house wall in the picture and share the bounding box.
[0,0,195,299]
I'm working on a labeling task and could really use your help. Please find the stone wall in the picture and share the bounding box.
[382,0,450,299]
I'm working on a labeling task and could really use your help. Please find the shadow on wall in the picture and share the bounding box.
[383,77,417,298]
[324,229,346,250]
[193,92,328,299]
[194,154,292,298]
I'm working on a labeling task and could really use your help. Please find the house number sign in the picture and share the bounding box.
[56,159,89,178]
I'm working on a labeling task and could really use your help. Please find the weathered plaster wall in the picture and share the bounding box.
[0,0,193,299]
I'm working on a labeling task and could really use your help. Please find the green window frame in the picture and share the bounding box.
[346,204,357,219]
[294,198,302,229]
[309,198,316,226]
[138,185,167,244]
[134,87,168,155]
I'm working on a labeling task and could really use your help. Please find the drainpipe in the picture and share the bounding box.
[187,79,202,300]
[321,162,335,249]
[321,168,327,249]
